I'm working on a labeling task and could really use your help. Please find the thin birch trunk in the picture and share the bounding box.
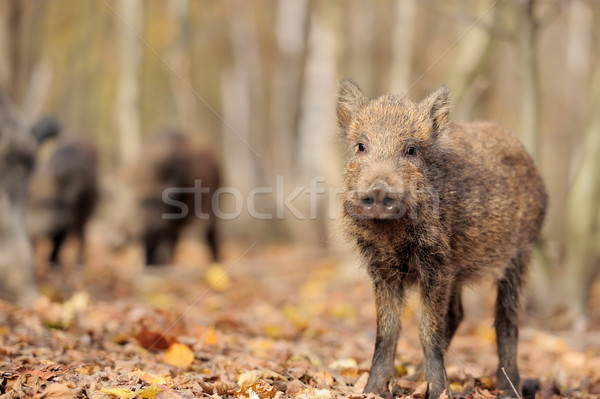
[115,0,143,165]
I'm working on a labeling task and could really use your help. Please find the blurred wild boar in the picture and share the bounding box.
[26,121,98,267]
[0,92,55,303]
[112,130,221,265]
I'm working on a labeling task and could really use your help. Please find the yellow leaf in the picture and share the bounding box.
[137,384,164,399]
[204,326,218,347]
[205,263,229,292]
[163,343,194,368]
[98,388,135,399]
[478,325,497,343]
[450,382,465,393]
[262,323,282,339]
[480,377,494,389]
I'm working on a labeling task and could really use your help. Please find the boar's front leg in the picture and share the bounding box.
[420,273,452,399]
[364,276,405,395]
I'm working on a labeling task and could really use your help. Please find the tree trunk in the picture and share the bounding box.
[564,58,600,330]
[388,0,415,94]
[167,0,197,132]
[270,0,309,177]
[515,0,540,162]
[115,0,143,165]
[0,0,21,97]
[295,3,338,247]
[446,1,497,120]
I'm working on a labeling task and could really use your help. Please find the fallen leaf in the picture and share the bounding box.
[35,384,76,399]
[138,384,165,399]
[328,358,358,369]
[412,381,428,399]
[286,379,304,396]
[15,366,57,380]
[205,263,229,292]
[163,343,194,368]
[235,380,278,398]
[314,370,334,386]
[135,327,175,351]
[204,325,218,347]
[198,380,230,395]
[129,369,169,384]
[98,387,135,399]
[237,370,285,387]
[449,382,464,394]
[353,372,369,394]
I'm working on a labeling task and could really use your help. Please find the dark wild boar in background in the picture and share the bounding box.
[336,79,546,399]
[0,92,55,304]
[26,118,98,268]
[112,130,221,265]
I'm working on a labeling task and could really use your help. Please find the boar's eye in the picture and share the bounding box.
[356,142,367,153]
[405,145,417,156]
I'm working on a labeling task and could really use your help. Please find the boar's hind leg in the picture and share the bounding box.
[49,230,67,265]
[495,253,525,398]
[443,284,464,351]
[206,222,219,261]
[363,278,404,395]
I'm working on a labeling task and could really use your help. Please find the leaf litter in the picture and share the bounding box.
[1,243,599,398]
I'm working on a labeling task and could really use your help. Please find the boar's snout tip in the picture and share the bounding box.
[352,184,404,219]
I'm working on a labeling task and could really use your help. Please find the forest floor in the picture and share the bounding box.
[1,238,600,399]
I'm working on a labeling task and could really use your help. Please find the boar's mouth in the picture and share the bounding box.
[348,185,406,220]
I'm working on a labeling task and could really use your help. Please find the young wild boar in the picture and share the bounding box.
[111,130,220,265]
[337,80,546,399]
[0,90,47,304]
[26,126,98,267]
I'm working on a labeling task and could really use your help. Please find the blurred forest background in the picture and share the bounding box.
[1,0,599,329]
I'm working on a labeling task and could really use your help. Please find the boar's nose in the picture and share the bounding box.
[356,184,402,219]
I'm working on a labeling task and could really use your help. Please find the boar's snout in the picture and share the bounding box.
[353,183,404,219]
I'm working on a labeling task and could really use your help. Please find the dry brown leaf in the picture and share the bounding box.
[237,370,285,387]
[235,380,278,398]
[14,367,57,380]
[135,327,176,351]
[34,384,76,399]
[198,380,230,395]
[353,372,369,394]
[412,381,428,399]
[163,343,194,368]
[286,379,304,396]
[314,370,334,386]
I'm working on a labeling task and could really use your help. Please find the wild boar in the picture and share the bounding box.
[337,79,546,399]
[111,130,220,265]
[26,130,98,267]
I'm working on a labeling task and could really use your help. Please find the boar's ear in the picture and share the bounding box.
[31,116,60,143]
[420,86,450,136]
[336,79,368,135]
